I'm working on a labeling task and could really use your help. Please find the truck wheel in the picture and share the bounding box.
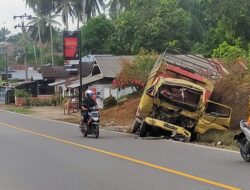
[140,122,148,137]
[190,132,197,142]
[132,120,140,133]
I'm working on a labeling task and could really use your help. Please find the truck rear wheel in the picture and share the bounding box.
[140,122,148,137]
[132,120,141,133]
[190,131,197,142]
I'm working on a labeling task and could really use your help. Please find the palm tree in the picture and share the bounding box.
[72,0,84,29]
[27,13,43,65]
[25,0,55,15]
[54,0,75,30]
[84,0,106,21]
[26,0,59,65]
[28,14,60,65]
[108,0,130,18]
[71,0,107,29]
[48,14,61,66]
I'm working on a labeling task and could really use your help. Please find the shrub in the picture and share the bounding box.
[113,49,158,92]
[29,98,53,107]
[212,41,247,63]
[104,96,117,109]
[15,89,30,98]
[15,89,31,106]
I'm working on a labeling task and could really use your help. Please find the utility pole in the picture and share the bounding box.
[3,22,8,84]
[79,31,82,109]
[33,41,38,66]
[5,49,8,83]
[14,13,32,81]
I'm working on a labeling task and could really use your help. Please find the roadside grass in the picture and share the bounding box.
[198,130,239,150]
[7,107,33,114]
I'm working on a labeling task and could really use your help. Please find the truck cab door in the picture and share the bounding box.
[196,101,232,134]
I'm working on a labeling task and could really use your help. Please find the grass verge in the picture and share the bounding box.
[198,130,239,150]
[7,107,33,114]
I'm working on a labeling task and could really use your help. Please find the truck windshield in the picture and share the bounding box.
[157,84,202,111]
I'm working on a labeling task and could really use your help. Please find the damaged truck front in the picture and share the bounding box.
[132,51,232,141]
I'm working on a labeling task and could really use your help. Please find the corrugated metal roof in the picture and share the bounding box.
[40,66,70,78]
[11,81,37,87]
[6,70,43,80]
[67,74,103,88]
[95,56,134,78]
[81,54,113,63]
[48,80,66,86]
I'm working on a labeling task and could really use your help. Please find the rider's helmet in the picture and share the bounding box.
[85,89,94,99]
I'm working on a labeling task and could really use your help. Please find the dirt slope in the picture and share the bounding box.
[211,65,250,128]
[100,98,140,127]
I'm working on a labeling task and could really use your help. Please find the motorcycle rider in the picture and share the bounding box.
[80,89,97,130]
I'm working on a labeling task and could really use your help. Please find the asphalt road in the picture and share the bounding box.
[0,109,249,190]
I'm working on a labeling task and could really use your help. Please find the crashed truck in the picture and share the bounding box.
[132,51,232,141]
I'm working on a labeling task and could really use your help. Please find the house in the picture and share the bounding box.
[48,57,95,97]
[0,66,67,104]
[65,55,135,108]
[45,65,82,97]
[40,65,75,96]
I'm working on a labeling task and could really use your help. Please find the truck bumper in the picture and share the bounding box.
[144,117,191,141]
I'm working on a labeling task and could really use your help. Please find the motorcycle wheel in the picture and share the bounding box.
[94,124,99,139]
[80,123,87,136]
[240,137,250,162]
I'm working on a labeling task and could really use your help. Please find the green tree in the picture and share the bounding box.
[192,27,226,57]
[109,0,191,54]
[212,41,247,62]
[178,0,207,43]
[108,0,130,19]
[193,0,250,56]
[0,56,5,71]
[113,49,158,91]
[81,16,114,54]
[0,27,11,42]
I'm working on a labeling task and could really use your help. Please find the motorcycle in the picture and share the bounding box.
[234,120,250,162]
[80,106,100,138]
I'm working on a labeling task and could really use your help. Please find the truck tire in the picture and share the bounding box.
[190,131,197,142]
[140,122,148,137]
[132,120,141,133]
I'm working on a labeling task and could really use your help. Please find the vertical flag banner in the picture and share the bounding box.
[63,31,80,61]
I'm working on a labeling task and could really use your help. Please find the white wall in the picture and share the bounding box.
[88,83,134,108]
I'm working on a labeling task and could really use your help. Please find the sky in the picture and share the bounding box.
[0,0,34,34]
[0,0,76,35]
